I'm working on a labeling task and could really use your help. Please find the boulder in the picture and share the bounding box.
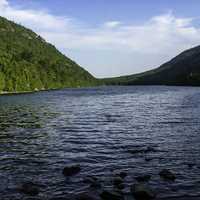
[83,176,101,188]
[128,146,157,154]
[135,175,151,182]
[76,192,100,200]
[119,172,127,179]
[131,183,156,200]
[19,182,39,196]
[144,147,157,153]
[113,177,123,186]
[159,169,176,181]
[63,165,81,176]
[115,183,125,190]
[145,157,153,162]
[49,197,72,200]
[187,163,195,168]
[100,190,124,200]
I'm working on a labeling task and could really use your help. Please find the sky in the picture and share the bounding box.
[1,0,200,78]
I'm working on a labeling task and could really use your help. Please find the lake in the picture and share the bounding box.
[0,86,200,199]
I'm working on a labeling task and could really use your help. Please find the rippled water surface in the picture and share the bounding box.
[0,86,200,199]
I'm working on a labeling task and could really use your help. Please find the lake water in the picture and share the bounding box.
[0,86,200,199]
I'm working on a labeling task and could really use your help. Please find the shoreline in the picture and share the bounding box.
[0,90,38,96]
[1,85,200,96]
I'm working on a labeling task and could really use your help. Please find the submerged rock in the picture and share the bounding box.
[100,190,124,200]
[144,147,157,153]
[145,157,153,162]
[50,198,71,200]
[127,149,145,154]
[118,172,127,179]
[159,169,176,181]
[135,175,151,182]
[112,176,125,190]
[128,146,157,154]
[113,177,123,186]
[115,183,125,190]
[63,164,81,176]
[76,192,100,200]
[19,182,39,196]
[49,196,73,200]
[187,163,195,169]
[130,183,156,200]
[83,176,101,188]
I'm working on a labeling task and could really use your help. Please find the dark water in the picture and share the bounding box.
[0,86,200,199]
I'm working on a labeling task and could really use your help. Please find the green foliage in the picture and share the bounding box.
[0,16,99,93]
[0,71,5,91]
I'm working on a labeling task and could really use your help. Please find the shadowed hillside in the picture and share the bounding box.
[103,45,200,86]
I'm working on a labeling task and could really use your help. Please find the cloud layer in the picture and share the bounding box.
[1,0,200,77]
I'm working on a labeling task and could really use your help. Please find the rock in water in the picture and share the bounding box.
[63,165,81,176]
[187,163,195,169]
[100,190,124,200]
[144,147,157,153]
[135,175,151,182]
[49,197,72,200]
[145,157,153,162]
[76,192,100,200]
[113,177,123,186]
[19,182,39,196]
[130,183,156,200]
[83,176,101,188]
[113,176,124,190]
[159,169,176,181]
[119,172,127,179]
[115,183,125,190]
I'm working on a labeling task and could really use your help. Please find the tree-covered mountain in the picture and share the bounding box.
[0,16,98,93]
[104,45,200,86]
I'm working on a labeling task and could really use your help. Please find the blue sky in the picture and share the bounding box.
[1,0,200,77]
[9,0,200,24]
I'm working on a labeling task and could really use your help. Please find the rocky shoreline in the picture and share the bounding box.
[9,144,200,200]
[15,163,199,200]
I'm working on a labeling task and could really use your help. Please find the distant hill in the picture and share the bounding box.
[0,16,98,93]
[103,45,200,86]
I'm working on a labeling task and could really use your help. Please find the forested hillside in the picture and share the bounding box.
[0,16,98,93]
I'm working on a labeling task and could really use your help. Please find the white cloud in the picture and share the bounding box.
[1,0,200,77]
[104,21,122,28]
[0,0,8,7]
